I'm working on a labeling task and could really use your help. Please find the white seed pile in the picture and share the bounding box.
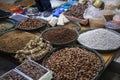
[77,29,120,50]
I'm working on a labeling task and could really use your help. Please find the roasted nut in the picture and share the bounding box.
[45,47,102,80]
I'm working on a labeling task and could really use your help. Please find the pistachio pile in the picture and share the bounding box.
[15,37,52,62]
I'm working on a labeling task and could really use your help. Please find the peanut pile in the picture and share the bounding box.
[45,47,102,80]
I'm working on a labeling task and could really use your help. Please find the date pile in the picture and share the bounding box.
[18,18,45,29]
[64,3,88,19]
[16,61,47,80]
[45,47,102,80]
[15,36,52,62]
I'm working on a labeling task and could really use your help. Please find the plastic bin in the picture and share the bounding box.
[16,60,53,80]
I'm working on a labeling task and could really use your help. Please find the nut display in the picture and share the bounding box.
[64,3,88,19]
[16,60,47,80]
[15,36,52,62]
[45,47,102,80]
[18,18,46,29]
[0,70,26,80]
[42,27,78,44]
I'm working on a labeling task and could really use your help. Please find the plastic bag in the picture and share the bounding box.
[84,5,100,19]
[103,0,120,10]
[84,5,106,28]
[113,9,120,23]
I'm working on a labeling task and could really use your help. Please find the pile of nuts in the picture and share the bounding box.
[16,61,47,80]
[0,70,26,80]
[64,3,88,19]
[15,36,52,62]
[45,47,102,80]
[18,18,45,29]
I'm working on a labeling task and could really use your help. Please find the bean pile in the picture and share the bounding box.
[18,18,45,29]
[15,37,52,62]
[43,27,78,44]
[64,3,88,19]
[0,31,36,53]
[0,70,26,80]
[78,29,120,50]
[45,47,102,80]
[17,60,47,80]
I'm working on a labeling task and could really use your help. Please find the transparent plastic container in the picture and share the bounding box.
[16,60,53,80]
[0,60,53,80]
[0,69,28,80]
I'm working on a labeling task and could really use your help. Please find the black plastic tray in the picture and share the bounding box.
[42,45,105,80]
[78,28,120,52]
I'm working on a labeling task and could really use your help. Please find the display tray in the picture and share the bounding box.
[17,19,47,31]
[42,45,105,80]
[0,53,20,76]
[78,28,120,52]
[0,19,17,36]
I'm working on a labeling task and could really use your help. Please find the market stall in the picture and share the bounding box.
[0,0,120,80]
